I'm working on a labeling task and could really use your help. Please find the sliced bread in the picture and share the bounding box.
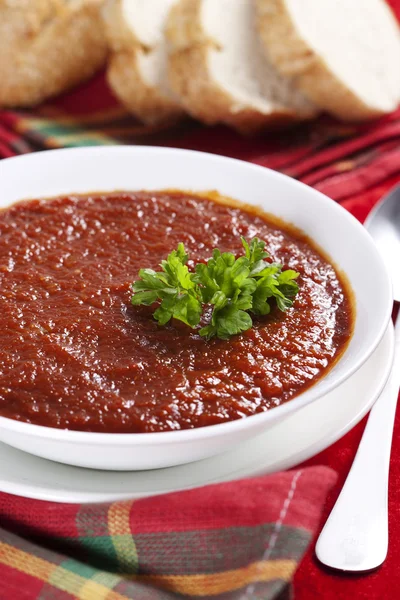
[256,0,400,121]
[103,0,184,125]
[166,0,318,134]
[0,0,107,107]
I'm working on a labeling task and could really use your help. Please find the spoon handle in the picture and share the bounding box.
[316,319,400,571]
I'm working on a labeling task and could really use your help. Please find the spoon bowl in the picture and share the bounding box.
[365,184,400,302]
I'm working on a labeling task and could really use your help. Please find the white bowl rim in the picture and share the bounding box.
[0,145,393,444]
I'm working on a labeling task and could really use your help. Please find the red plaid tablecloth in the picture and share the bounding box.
[1,2,400,598]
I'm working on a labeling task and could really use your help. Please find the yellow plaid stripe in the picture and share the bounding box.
[138,559,297,596]
[0,543,125,600]
[41,132,115,145]
[108,500,139,573]
[0,540,295,597]
[72,572,122,600]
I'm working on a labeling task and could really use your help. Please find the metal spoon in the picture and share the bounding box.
[316,184,400,571]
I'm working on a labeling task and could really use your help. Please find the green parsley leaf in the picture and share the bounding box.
[131,237,300,340]
[277,269,300,298]
[131,290,159,306]
[200,305,253,340]
[241,236,269,265]
[131,244,202,328]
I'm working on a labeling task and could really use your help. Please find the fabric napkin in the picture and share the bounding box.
[0,469,335,599]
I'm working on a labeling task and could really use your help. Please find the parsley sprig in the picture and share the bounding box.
[131,237,299,340]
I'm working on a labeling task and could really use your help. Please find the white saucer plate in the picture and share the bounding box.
[0,325,393,504]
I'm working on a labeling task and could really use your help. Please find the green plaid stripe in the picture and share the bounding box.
[67,519,311,577]
[17,117,117,149]
[75,501,139,574]
[133,525,310,575]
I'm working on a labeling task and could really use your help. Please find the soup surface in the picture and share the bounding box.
[0,191,352,432]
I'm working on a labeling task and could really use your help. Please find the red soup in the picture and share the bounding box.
[0,191,353,432]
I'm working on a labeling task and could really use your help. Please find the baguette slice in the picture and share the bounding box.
[166,0,318,134]
[0,0,107,107]
[256,0,400,121]
[103,0,184,125]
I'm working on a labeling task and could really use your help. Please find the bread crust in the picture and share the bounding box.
[103,0,139,50]
[169,45,299,134]
[107,51,183,125]
[256,0,400,121]
[0,0,108,107]
[166,0,309,134]
[104,0,184,125]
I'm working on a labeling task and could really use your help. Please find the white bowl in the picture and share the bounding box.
[0,146,392,471]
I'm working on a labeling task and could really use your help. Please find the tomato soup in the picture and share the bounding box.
[0,191,353,432]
